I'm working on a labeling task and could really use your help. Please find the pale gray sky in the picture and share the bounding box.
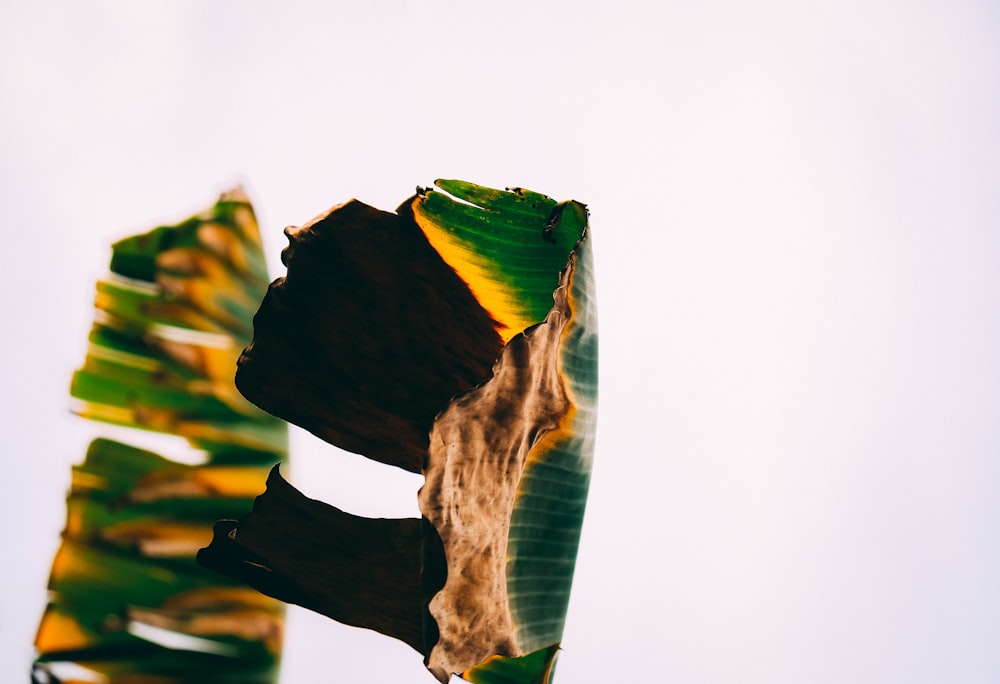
[2,1,1000,682]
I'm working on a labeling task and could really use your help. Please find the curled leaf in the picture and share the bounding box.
[199,180,597,684]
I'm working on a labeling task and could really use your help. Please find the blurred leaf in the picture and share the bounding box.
[34,189,287,683]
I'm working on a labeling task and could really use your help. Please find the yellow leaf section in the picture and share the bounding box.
[49,542,96,584]
[131,466,274,501]
[149,338,254,415]
[97,520,213,557]
[411,200,535,344]
[35,610,91,653]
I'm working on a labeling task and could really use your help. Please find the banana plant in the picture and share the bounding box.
[33,190,288,684]
[198,180,598,684]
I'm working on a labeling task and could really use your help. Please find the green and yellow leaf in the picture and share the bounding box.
[34,190,287,683]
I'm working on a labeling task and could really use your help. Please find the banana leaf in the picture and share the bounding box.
[198,180,597,684]
[34,190,288,683]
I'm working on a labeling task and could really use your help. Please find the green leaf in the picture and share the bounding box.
[461,645,561,684]
[34,190,287,683]
[411,180,586,342]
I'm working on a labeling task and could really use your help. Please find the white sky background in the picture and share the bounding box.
[2,1,999,682]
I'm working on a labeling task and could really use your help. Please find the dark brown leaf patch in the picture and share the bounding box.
[198,466,446,655]
[235,199,504,472]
